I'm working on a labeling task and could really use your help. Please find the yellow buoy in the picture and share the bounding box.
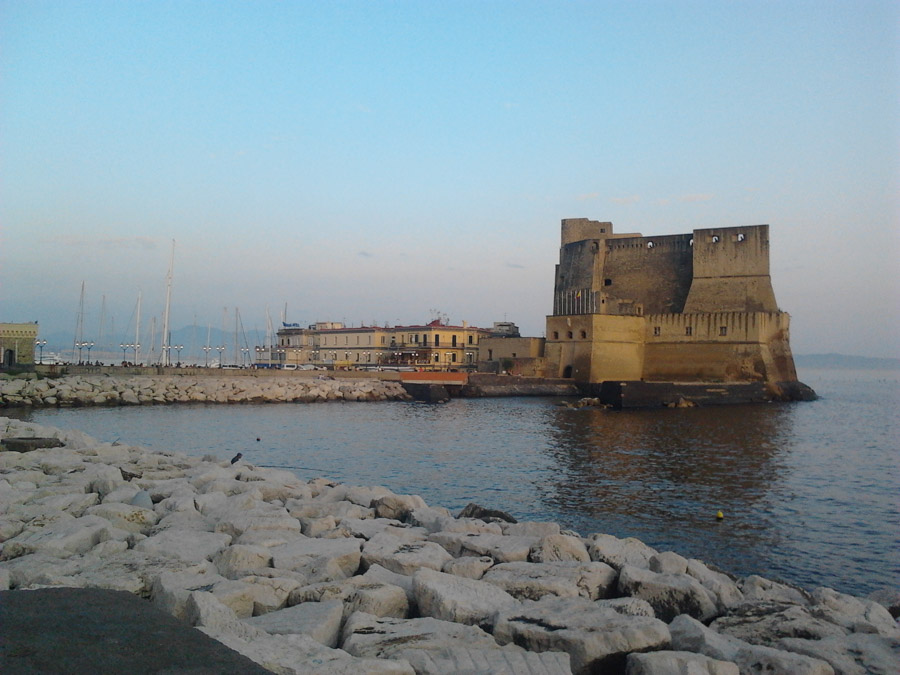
[716,510,724,520]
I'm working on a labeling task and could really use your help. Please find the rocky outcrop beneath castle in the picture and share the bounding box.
[1,418,896,674]
[0,375,411,408]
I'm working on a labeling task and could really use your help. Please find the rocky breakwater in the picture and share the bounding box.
[0,374,410,407]
[1,418,897,675]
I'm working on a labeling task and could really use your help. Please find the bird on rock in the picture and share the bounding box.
[230,452,243,464]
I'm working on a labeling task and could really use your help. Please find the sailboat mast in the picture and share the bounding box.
[97,295,106,362]
[73,281,85,362]
[161,239,175,366]
[135,290,142,365]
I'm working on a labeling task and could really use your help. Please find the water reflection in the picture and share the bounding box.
[539,403,795,575]
[5,372,896,596]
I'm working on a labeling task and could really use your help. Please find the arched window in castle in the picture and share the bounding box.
[566,331,573,339]
[647,241,654,248]
[580,330,586,339]
[653,326,661,336]
[737,233,746,242]
[689,238,694,246]
[711,235,720,243]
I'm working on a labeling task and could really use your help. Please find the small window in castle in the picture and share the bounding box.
[737,233,746,242]
[712,235,720,243]
[553,331,559,339]
[590,242,599,253]
[604,278,612,286]
[567,331,573,339]
[647,241,654,248]
[511,353,517,358]
[653,326,661,336]
[689,238,694,246]
[719,326,727,336]
[685,326,693,336]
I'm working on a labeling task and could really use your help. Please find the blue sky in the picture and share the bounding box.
[2,1,898,358]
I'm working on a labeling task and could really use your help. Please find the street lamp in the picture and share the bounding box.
[132,344,140,363]
[120,343,129,362]
[174,344,184,366]
[216,345,226,367]
[203,345,212,367]
[240,347,249,366]
[75,341,85,363]
[35,339,47,364]
[85,341,94,363]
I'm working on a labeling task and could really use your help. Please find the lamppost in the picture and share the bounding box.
[174,344,184,366]
[132,344,140,363]
[120,343,129,362]
[216,345,225,367]
[203,345,212,367]
[240,347,249,367]
[85,341,94,363]
[75,341,85,363]
[35,339,47,364]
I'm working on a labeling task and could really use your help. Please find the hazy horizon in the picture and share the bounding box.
[3,2,898,358]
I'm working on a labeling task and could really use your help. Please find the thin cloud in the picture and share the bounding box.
[610,195,640,205]
[678,193,714,203]
[577,192,600,201]
[506,262,525,269]
[358,251,374,258]
[47,235,158,250]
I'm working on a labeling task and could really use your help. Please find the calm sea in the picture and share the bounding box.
[5,368,898,598]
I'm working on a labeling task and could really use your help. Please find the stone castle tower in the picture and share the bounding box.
[544,219,800,395]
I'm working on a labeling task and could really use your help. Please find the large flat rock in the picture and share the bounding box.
[0,587,270,674]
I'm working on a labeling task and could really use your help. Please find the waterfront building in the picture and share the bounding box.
[545,218,799,389]
[0,322,39,369]
[258,319,493,370]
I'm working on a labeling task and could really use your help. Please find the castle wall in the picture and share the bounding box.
[641,312,796,382]
[545,314,644,381]
[683,225,779,313]
[602,234,693,314]
[560,218,613,246]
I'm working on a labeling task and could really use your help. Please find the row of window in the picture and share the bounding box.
[653,326,728,336]
[552,326,731,339]
[283,333,477,348]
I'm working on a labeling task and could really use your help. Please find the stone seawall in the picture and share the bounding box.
[0,375,411,407]
[0,418,896,674]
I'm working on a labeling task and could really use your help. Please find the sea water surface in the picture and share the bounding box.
[6,368,898,598]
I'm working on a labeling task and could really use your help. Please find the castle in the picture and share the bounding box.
[544,219,808,404]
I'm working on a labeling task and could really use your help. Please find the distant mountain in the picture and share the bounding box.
[794,353,900,370]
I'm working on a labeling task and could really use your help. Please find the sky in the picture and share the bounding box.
[2,1,898,358]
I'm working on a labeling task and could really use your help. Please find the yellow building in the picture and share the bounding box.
[1,322,39,369]
[263,319,491,370]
